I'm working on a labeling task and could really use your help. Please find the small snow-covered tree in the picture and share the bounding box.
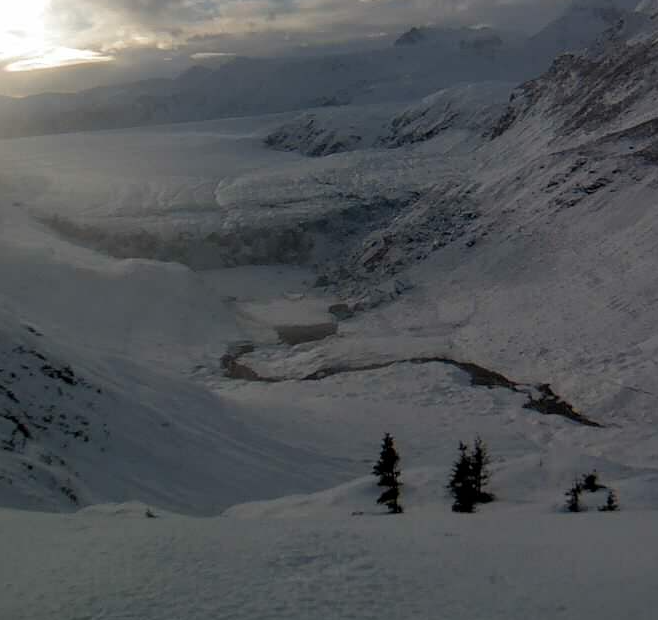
[599,490,620,512]
[472,436,494,503]
[373,433,403,514]
[565,480,583,513]
[448,442,477,513]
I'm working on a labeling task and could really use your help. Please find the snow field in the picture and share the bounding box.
[2,504,656,620]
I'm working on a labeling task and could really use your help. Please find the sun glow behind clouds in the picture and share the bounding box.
[0,1,114,72]
[6,48,114,72]
[0,1,48,60]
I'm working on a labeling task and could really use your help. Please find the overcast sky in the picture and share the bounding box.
[0,0,576,95]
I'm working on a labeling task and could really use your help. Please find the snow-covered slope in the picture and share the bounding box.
[264,103,399,156]
[5,504,658,620]
[381,82,512,147]
[0,307,342,514]
[493,20,658,146]
[527,0,643,58]
[0,284,359,513]
[342,22,658,431]
[0,205,352,513]
[264,82,513,156]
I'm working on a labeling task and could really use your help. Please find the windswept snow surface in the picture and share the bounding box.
[3,505,658,620]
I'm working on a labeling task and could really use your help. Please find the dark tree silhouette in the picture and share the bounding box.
[373,433,403,514]
[472,436,494,503]
[599,490,620,512]
[582,470,605,493]
[448,442,477,513]
[565,479,583,513]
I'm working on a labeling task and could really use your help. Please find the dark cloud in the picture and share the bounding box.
[48,0,220,30]
[44,0,574,50]
[44,0,222,51]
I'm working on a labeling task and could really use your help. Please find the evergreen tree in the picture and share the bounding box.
[599,489,620,512]
[582,470,605,493]
[373,433,403,514]
[472,436,494,503]
[565,479,583,513]
[448,442,477,513]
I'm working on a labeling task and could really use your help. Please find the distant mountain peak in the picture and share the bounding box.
[394,24,516,53]
[394,26,428,46]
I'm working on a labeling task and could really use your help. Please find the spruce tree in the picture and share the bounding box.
[373,433,403,514]
[448,442,477,513]
[472,436,494,503]
[582,470,605,493]
[565,479,583,513]
[599,490,619,512]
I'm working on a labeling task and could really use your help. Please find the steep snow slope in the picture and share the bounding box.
[264,102,400,156]
[0,306,344,514]
[494,20,658,145]
[0,205,244,369]
[527,0,644,59]
[0,205,351,512]
[264,82,512,156]
[381,82,512,147]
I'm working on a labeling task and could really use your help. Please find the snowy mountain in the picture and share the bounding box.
[0,2,644,140]
[494,17,658,144]
[264,82,513,157]
[4,2,658,617]
[394,25,525,53]
[3,3,658,509]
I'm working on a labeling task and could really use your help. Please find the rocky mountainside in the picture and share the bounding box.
[264,82,512,156]
[493,18,658,147]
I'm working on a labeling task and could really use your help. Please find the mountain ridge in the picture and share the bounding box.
[0,1,645,139]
